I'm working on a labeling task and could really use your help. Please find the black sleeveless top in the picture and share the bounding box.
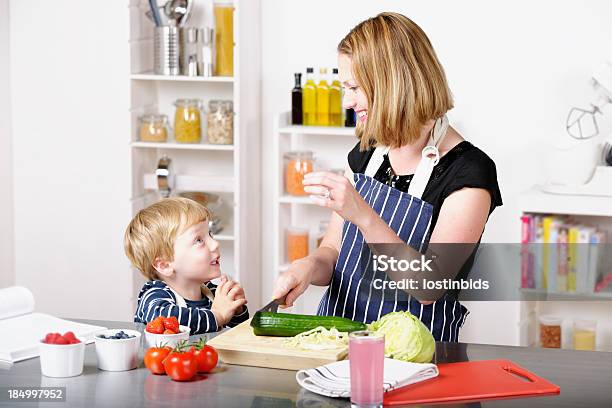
[348,140,503,232]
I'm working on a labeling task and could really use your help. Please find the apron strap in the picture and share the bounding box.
[364,145,390,177]
[407,115,449,199]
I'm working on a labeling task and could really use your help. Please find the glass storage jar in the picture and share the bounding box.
[214,1,234,76]
[174,98,203,143]
[287,227,309,263]
[207,100,233,144]
[138,114,169,142]
[573,319,596,351]
[284,151,315,196]
[539,315,562,348]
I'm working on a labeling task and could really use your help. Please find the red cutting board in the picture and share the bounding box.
[384,359,560,406]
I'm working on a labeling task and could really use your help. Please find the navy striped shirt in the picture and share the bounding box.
[134,280,249,335]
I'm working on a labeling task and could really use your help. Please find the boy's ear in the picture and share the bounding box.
[152,257,174,278]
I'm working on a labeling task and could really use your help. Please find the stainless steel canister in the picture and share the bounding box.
[179,27,198,76]
[154,26,179,75]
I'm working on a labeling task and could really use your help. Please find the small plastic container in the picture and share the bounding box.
[94,329,141,371]
[287,227,309,263]
[284,151,315,196]
[39,338,85,378]
[539,315,562,348]
[573,319,596,351]
[174,99,204,143]
[144,325,190,349]
[138,114,170,142]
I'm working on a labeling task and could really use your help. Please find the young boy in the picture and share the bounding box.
[125,197,248,334]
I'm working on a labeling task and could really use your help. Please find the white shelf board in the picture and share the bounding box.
[144,174,235,193]
[130,72,234,83]
[278,195,315,205]
[131,141,234,151]
[520,288,612,301]
[278,125,355,136]
[520,186,612,217]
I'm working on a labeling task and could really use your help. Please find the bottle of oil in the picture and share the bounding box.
[303,67,317,126]
[291,73,303,125]
[316,68,330,126]
[329,68,342,126]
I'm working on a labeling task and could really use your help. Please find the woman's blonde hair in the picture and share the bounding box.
[338,12,454,150]
[124,197,211,280]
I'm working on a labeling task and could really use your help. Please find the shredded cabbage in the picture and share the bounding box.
[284,326,349,350]
[368,311,435,363]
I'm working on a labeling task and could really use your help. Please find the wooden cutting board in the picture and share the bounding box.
[208,319,348,371]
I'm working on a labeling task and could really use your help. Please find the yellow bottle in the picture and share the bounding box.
[316,68,330,126]
[303,67,317,126]
[329,68,343,126]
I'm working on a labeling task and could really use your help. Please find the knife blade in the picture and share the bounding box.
[258,295,287,314]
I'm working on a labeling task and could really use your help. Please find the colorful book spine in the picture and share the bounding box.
[557,225,569,293]
[567,226,580,293]
[533,215,544,290]
[521,215,531,289]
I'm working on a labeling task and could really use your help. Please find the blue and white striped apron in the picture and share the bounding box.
[317,116,469,342]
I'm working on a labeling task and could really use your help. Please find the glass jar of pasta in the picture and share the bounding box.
[138,114,169,142]
[207,100,233,144]
[173,98,203,143]
[284,151,315,196]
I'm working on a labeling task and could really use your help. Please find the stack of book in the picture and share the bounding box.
[520,214,610,294]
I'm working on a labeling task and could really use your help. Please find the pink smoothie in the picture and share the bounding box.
[349,332,384,407]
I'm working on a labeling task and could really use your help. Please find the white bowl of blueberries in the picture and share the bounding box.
[94,329,141,371]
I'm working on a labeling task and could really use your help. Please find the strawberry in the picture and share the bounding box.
[163,329,176,334]
[63,331,78,343]
[54,336,69,345]
[146,317,165,334]
[163,316,179,333]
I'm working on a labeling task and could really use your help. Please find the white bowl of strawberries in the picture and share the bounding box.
[144,316,190,349]
[39,332,85,378]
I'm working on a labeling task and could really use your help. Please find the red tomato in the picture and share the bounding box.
[144,346,171,375]
[190,339,219,373]
[163,350,197,381]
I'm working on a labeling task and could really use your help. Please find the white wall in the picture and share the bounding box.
[9,0,133,320]
[0,0,14,289]
[260,0,612,345]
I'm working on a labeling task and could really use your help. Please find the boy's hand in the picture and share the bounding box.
[211,277,248,327]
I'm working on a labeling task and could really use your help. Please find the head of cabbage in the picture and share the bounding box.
[367,311,435,363]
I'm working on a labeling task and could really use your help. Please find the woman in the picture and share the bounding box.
[273,12,502,341]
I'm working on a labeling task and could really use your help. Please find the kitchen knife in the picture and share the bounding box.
[258,295,287,314]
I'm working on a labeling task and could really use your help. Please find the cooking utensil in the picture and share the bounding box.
[258,295,287,314]
[164,0,189,26]
[179,0,193,26]
[147,0,162,27]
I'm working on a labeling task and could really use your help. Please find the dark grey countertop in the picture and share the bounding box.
[1,319,611,407]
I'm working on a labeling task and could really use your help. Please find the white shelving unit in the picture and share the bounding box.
[518,186,612,352]
[128,0,261,307]
[272,112,357,314]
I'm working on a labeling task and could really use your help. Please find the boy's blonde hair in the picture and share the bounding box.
[124,197,211,280]
[338,12,454,150]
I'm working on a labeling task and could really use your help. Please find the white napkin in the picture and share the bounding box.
[296,358,439,398]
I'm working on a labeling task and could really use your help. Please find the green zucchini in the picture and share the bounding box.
[250,311,366,337]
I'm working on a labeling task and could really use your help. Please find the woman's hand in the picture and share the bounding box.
[272,257,315,308]
[302,171,372,226]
